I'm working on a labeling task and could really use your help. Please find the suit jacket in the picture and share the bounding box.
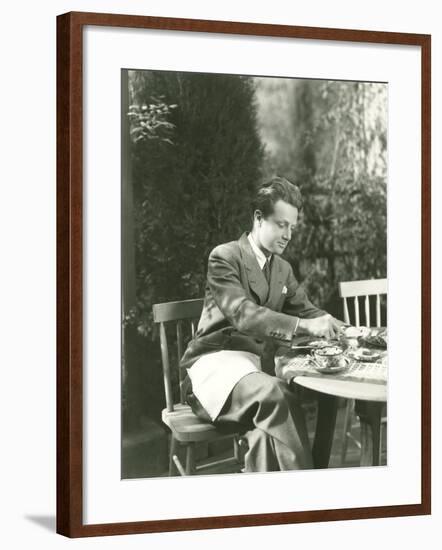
[180,232,326,374]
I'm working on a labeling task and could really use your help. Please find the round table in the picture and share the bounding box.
[275,347,387,468]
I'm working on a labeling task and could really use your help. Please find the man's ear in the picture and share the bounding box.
[254,209,263,222]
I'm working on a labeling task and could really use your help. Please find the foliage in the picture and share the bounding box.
[123,71,264,420]
[256,78,387,312]
[126,71,264,339]
[127,99,177,144]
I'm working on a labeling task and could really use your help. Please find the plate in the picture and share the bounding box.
[310,356,351,374]
[347,348,381,362]
[302,339,332,349]
[291,338,340,350]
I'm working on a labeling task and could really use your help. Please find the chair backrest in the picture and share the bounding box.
[152,299,204,412]
[338,279,387,327]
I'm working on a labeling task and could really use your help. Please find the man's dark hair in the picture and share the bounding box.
[252,176,303,219]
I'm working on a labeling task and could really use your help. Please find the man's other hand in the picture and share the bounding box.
[298,314,344,339]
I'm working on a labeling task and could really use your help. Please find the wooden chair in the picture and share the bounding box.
[152,298,244,476]
[338,279,387,465]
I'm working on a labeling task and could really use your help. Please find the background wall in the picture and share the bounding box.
[0,0,439,547]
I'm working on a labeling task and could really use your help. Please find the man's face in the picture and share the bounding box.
[256,199,299,255]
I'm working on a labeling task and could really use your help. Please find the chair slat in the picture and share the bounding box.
[176,321,185,404]
[343,297,350,325]
[176,321,183,369]
[159,322,174,412]
[376,295,381,327]
[365,295,370,327]
[354,296,360,327]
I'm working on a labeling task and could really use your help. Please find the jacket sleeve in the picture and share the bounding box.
[207,246,300,342]
[282,265,327,319]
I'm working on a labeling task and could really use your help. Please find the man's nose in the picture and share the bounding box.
[283,227,291,240]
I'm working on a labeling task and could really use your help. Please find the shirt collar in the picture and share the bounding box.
[247,232,271,270]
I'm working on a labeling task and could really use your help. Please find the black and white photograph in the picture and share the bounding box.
[121,69,388,479]
[1,0,437,544]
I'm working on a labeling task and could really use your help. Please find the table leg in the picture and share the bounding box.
[355,400,383,466]
[312,393,339,469]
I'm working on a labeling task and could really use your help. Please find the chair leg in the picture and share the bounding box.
[185,442,196,475]
[340,399,354,465]
[172,435,247,476]
[355,400,383,466]
[380,403,387,464]
[234,436,247,466]
[169,435,187,476]
[172,454,186,476]
[168,434,178,476]
[234,436,240,461]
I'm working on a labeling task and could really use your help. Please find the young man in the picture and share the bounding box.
[180,176,344,472]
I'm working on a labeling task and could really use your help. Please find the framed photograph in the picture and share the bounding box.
[57,11,431,537]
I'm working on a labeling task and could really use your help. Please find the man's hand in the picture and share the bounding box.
[298,314,344,339]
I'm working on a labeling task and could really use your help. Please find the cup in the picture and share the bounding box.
[313,345,344,369]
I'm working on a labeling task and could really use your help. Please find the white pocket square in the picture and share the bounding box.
[282,286,288,295]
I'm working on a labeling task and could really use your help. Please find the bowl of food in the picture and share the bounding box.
[312,345,346,371]
[359,329,388,349]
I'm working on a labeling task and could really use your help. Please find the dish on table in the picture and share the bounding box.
[312,345,346,370]
[359,331,388,349]
[304,339,330,348]
[347,348,382,362]
[291,338,339,350]
[310,354,350,374]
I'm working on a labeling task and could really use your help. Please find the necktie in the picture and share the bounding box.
[263,258,271,284]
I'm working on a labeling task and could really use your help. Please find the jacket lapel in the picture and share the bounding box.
[238,233,269,305]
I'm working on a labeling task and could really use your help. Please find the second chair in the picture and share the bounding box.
[338,278,387,465]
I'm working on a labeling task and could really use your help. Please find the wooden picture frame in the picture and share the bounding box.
[57,11,431,537]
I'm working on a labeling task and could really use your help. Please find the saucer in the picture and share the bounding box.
[311,356,350,374]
